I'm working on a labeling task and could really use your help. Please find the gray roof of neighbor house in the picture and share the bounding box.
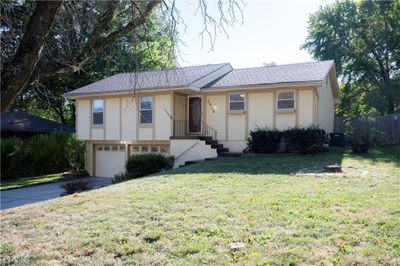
[0,111,75,134]
[64,60,336,97]
[64,63,230,97]
[203,60,334,89]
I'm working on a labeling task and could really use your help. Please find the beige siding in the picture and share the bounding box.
[205,95,226,140]
[155,94,172,140]
[76,99,90,140]
[138,127,153,140]
[85,141,94,176]
[92,128,104,140]
[228,114,246,140]
[248,92,273,131]
[121,97,137,140]
[105,98,120,140]
[317,77,335,132]
[219,140,247,153]
[298,90,314,127]
[174,93,186,120]
[275,113,296,130]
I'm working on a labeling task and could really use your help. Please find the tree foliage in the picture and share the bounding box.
[1,0,243,115]
[303,0,400,115]
[9,3,175,124]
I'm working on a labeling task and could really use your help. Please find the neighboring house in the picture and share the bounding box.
[64,61,339,177]
[0,110,75,138]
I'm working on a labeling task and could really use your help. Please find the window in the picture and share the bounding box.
[229,93,245,111]
[277,91,295,110]
[140,96,153,124]
[92,99,104,125]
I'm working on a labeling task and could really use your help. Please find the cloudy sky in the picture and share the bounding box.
[176,0,334,68]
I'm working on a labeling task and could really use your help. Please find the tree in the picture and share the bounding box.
[11,7,175,124]
[302,0,400,115]
[1,0,243,113]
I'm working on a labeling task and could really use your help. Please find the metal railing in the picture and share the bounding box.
[172,120,217,140]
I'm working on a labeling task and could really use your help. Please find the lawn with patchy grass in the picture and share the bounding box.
[0,173,64,191]
[1,146,399,265]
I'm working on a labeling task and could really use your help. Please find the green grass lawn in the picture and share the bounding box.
[0,173,64,191]
[1,146,399,265]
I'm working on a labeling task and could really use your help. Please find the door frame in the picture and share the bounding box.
[187,95,203,134]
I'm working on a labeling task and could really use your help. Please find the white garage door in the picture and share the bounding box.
[95,145,126,177]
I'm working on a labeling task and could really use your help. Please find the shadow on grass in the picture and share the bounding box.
[166,148,346,176]
[347,144,400,167]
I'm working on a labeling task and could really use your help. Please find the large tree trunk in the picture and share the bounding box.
[1,1,62,113]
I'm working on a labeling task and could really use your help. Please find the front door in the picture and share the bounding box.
[189,97,202,133]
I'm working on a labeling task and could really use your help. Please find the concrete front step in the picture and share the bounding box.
[205,140,218,145]
[217,148,229,153]
[211,144,223,149]
[218,152,242,157]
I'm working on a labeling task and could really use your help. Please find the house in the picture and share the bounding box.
[64,61,339,177]
[0,110,75,138]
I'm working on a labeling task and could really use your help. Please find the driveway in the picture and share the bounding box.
[1,177,113,210]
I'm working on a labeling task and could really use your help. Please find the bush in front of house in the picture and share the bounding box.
[247,127,282,153]
[247,126,326,154]
[283,126,326,154]
[0,133,85,179]
[61,180,89,194]
[125,154,174,179]
[113,172,130,183]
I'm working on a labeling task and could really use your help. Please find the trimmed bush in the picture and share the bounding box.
[283,126,326,154]
[247,127,282,153]
[247,126,327,154]
[126,154,174,179]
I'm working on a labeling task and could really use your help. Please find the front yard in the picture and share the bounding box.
[1,146,399,265]
[0,173,64,191]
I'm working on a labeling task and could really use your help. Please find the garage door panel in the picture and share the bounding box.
[95,145,126,177]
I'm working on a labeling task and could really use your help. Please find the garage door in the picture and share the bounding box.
[95,145,126,177]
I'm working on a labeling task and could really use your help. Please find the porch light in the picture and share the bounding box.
[212,105,218,113]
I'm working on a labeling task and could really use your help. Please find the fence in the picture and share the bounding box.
[334,113,400,146]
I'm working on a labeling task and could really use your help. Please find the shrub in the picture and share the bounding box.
[113,172,130,183]
[1,133,85,179]
[65,136,85,172]
[60,180,89,194]
[126,154,174,179]
[1,138,24,178]
[283,126,326,154]
[247,127,282,153]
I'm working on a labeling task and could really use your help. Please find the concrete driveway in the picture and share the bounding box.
[1,177,113,210]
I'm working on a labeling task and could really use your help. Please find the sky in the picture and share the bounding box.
[176,0,334,68]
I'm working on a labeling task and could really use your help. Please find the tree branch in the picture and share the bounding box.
[1,1,62,113]
[38,0,162,81]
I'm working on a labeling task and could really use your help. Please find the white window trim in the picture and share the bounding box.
[92,99,104,126]
[229,92,246,112]
[139,96,153,125]
[276,90,296,112]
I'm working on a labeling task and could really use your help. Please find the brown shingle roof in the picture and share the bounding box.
[64,63,230,97]
[64,61,335,97]
[203,60,334,89]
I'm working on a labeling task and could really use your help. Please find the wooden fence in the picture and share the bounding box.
[334,113,400,146]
